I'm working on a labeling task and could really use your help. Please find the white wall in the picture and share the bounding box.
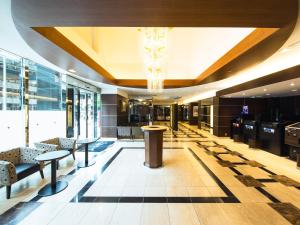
[0,111,25,151]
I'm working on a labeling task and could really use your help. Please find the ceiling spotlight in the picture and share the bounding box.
[290,83,295,86]
[291,89,298,92]
[242,93,246,96]
[68,69,76,73]
[266,93,271,96]
[263,88,267,92]
[280,48,290,53]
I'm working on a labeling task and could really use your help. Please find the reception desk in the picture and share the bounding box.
[142,125,167,168]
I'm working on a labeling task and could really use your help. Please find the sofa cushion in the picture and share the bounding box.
[0,148,20,165]
[16,163,39,181]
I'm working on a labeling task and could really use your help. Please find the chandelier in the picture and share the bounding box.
[140,28,170,93]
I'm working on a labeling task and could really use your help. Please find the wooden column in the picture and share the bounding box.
[171,104,178,131]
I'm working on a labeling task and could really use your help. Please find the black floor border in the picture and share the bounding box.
[187,147,238,200]
[255,187,280,203]
[0,201,42,223]
[78,196,239,203]
[71,145,239,203]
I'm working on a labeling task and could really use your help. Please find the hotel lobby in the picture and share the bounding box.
[2,0,300,224]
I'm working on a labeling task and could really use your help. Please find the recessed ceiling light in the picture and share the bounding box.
[242,93,246,96]
[266,93,271,96]
[288,41,300,49]
[263,88,267,92]
[68,69,76,73]
[291,89,298,92]
[280,48,290,53]
[290,83,295,86]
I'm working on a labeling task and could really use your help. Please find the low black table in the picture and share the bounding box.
[35,150,70,196]
[76,138,99,168]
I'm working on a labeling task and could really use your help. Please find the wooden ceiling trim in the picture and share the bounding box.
[33,27,116,82]
[216,65,300,97]
[195,28,279,83]
[116,79,195,88]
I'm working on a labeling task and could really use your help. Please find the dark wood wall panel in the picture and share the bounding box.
[212,96,300,137]
[101,94,118,138]
[188,102,198,125]
[101,94,129,137]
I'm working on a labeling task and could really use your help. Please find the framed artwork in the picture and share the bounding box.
[192,106,198,117]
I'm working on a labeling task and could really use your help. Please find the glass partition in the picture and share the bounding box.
[26,60,66,145]
[0,52,25,150]
[0,49,101,151]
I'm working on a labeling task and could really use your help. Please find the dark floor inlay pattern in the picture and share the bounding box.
[229,151,243,157]
[270,175,300,187]
[245,160,265,167]
[269,203,300,225]
[217,160,236,167]
[235,175,265,187]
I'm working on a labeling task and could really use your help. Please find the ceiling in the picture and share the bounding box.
[8,0,300,103]
[222,78,300,98]
[58,27,254,80]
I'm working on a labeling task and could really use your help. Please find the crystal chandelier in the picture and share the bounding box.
[141,28,170,93]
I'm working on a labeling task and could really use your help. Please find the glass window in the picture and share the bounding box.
[25,60,66,145]
[5,57,22,110]
[0,52,24,151]
[27,61,62,111]
[0,56,3,110]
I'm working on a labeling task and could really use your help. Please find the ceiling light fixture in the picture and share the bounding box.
[266,93,271,96]
[68,69,76,73]
[140,27,171,93]
[290,83,295,86]
[291,89,298,92]
[280,41,300,54]
[263,88,267,92]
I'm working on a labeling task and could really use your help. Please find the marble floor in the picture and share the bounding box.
[1,123,300,224]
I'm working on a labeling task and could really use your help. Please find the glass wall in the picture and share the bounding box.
[0,49,101,151]
[26,60,66,145]
[0,52,25,150]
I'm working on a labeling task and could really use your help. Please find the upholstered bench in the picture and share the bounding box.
[0,147,45,199]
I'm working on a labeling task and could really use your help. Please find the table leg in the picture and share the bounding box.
[85,143,89,165]
[38,159,68,196]
[77,143,96,168]
[51,159,56,188]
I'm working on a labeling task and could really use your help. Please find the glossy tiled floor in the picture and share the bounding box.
[1,123,300,224]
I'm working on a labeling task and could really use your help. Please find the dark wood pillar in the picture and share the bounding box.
[170,104,178,131]
[198,101,202,129]
[101,94,118,137]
